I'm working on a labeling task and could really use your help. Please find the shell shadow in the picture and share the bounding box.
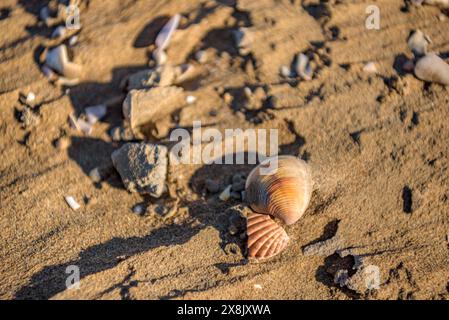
[13,221,204,300]
[133,15,170,48]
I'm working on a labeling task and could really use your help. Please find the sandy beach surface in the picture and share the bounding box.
[1,0,448,300]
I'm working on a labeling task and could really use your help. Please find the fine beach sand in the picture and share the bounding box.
[1,0,449,300]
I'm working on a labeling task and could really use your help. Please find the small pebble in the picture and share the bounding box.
[20,107,39,128]
[69,35,78,46]
[186,95,197,104]
[55,136,71,150]
[231,180,245,192]
[133,204,145,215]
[363,62,377,74]
[243,87,252,99]
[223,92,233,104]
[280,65,291,78]
[195,50,208,63]
[110,127,121,141]
[228,224,238,235]
[254,284,263,290]
[26,92,36,105]
[205,178,220,193]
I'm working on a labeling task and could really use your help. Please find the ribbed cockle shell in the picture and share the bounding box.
[245,156,312,225]
[247,212,289,259]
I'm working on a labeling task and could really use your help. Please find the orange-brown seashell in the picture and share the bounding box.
[247,212,289,259]
[245,155,312,225]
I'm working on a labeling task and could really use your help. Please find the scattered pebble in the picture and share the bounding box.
[408,30,431,57]
[363,62,378,74]
[132,204,145,216]
[69,35,78,46]
[186,95,197,104]
[280,65,291,78]
[64,196,80,211]
[88,167,102,183]
[19,107,39,128]
[195,50,208,63]
[19,92,36,105]
[415,53,449,85]
[223,92,233,104]
[254,284,263,290]
[205,178,221,193]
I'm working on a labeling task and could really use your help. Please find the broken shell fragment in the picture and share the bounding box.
[65,196,80,211]
[69,114,93,135]
[219,185,232,201]
[155,14,180,52]
[247,212,289,259]
[407,30,431,57]
[414,53,449,85]
[245,155,313,225]
[45,45,83,79]
[294,53,313,81]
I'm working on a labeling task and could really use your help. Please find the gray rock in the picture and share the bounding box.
[205,178,220,193]
[111,143,168,197]
[302,235,343,257]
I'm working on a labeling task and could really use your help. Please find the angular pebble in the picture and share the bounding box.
[111,143,168,197]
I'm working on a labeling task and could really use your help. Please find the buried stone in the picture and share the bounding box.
[111,142,168,197]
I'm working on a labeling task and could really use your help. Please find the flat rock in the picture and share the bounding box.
[111,143,168,197]
[122,86,185,138]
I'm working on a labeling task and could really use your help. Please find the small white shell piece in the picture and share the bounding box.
[45,45,83,79]
[65,196,80,210]
[155,14,180,51]
[295,53,313,81]
[363,62,378,74]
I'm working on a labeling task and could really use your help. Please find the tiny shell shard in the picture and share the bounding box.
[414,53,449,85]
[407,30,431,57]
[247,212,289,259]
[45,45,83,79]
[155,14,181,52]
